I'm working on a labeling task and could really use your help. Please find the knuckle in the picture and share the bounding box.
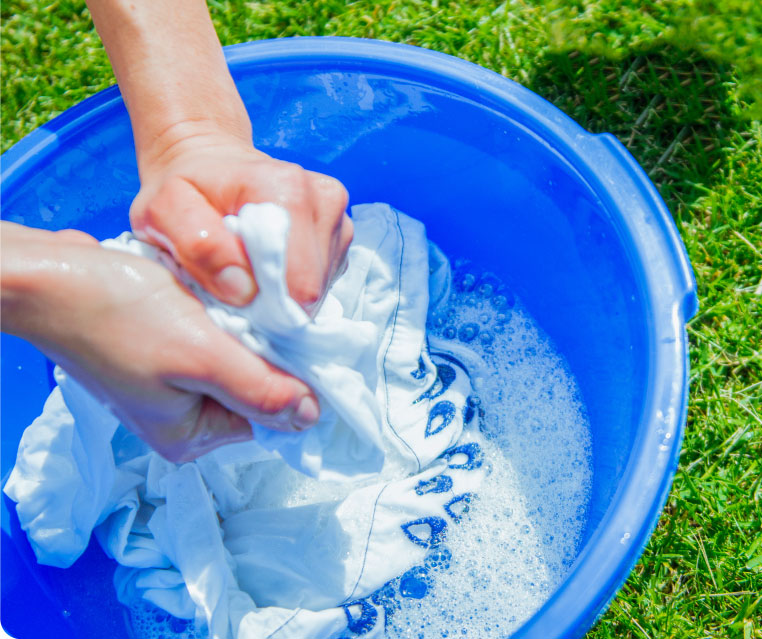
[271,162,308,189]
[246,162,309,210]
[129,200,147,228]
[256,374,297,416]
[340,215,354,250]
[179,231,217,265]
[134,177,194,235]
[136,201,158,228]
[312,175,349,212]
[55,229,97,245]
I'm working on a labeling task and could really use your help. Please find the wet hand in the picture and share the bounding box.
[1,222,321,463]
[130,130,354,313]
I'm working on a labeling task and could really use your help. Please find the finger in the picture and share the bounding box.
[233,165,324,311]
[54,229,100,246]
[133,177,257,306]
[307,173,351,284]
[279,173,350,311]
[170,327,320,433]
[284,225,326,314]
[331,213,354,286]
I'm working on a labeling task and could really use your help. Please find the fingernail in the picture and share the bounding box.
[292,395,320,430]
[215,266,255,305]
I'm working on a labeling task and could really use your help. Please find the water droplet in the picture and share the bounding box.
[443,326,457,340]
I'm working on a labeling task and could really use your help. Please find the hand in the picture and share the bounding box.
[1,222,321,463]
[85,0,353,311]
[130,128,354,313]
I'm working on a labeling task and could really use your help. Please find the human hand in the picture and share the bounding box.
[130,127,353,313]
[86,0,352,311]
[1,222,320,463]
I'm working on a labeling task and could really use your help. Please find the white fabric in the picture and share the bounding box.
[4,203,487,639]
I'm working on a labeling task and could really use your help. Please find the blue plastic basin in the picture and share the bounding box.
[1,37,697,639]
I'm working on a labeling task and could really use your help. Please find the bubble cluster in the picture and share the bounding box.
[128,600,203,639]
[385,261,592,638]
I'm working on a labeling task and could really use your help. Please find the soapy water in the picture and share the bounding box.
[382,261,591,638]
[127,260,592,639]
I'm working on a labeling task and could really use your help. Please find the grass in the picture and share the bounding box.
[2,1,761,638]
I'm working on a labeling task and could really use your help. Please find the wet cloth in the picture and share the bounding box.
[4,203,488,639]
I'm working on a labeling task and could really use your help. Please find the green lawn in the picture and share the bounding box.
[2,1,761,638]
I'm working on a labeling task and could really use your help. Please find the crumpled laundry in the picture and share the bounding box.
[4,202,488,639]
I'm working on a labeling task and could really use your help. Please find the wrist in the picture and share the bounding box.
[137,115,255,179]
[85,0,254,180]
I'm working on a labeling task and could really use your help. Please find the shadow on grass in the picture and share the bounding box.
[526,45,745,214]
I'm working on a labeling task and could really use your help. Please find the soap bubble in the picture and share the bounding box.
[492,290,516,310]
[476,274,500,299]
[458,323,480,342]
[388,257,591,639]
[399,566,431,599]
[479,331,494,346]
[456,272,477,292]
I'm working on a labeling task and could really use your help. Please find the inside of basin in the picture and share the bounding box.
[1,61,648,638]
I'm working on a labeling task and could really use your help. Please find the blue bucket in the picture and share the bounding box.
[1,37,697,639]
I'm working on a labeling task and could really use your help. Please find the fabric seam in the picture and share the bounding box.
[381,209,422,470]
[343,483,390,604]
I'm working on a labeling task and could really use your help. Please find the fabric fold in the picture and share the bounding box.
[4,202,488,639]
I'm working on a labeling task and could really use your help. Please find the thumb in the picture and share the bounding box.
[131,176,257,306]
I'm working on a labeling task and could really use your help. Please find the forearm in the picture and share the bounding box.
[2,224,76,342]
[86,0,252,175]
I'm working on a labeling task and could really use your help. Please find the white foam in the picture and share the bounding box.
[128,262,592,639]
[384,263,592,637]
